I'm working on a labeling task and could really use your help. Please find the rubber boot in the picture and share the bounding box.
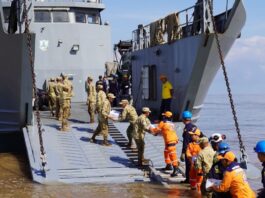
[162,164,172,171]
[171,166,179,177]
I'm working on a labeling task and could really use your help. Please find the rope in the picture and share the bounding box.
[207,0,247,163]
[22,0,47,174]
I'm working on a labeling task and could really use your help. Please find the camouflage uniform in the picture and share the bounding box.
[47,79,56,116]
[96,89,106,113]
[91,93,115,145]
[57,82,70,131]
[196,141,216,197]
[55,78,63,120]
[119,104,138,147]
[86,79,96,123]
[134,112,151,165]
[63,76,73,118]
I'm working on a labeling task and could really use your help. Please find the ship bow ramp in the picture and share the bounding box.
[23,105,186,184]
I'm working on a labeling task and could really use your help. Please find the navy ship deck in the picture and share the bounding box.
[23,103,185,184]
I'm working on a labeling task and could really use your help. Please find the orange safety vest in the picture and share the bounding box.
[152,121,178,144]
[213,162,256,198]
[186,142,201,159]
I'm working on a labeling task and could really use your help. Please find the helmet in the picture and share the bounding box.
[209,133,226,143]
[162,111,173,118]
[218,142,230,154]
[217,151,236,162]
[254,140,265,153]
[182,111,192,119]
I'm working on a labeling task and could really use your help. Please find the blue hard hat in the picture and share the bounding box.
[182,111,192,119]
[254,140,265,153]
[218,142,230,154]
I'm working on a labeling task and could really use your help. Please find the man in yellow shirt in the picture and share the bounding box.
[159,75,174,120]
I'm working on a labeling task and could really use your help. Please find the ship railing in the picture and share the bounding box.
[132,0,229,51]
[33,0,102,3]
[1,0,102,2]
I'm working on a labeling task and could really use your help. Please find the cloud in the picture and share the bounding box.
[227,36,265,64]
[210,35,265,94]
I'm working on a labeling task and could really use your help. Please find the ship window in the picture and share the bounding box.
[35,10,51,23]
[3,7,10,23]
[141,65,157,100]
[87,14,99,24]
[75,12,86,23]
[53,11,69,23]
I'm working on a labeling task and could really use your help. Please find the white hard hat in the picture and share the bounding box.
[209,133,226,143]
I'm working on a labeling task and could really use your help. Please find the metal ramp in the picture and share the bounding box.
[23,121,147,184]
[23,103,186,185]
[112,122,186,185]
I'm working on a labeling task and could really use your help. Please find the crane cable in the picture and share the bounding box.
[207,0,247,168]
[22,0,48,175]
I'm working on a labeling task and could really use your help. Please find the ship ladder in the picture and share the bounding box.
[207,0,260,179]
[23,0,48,176]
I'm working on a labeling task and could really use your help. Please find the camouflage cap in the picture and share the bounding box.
[87,76,93,81]
[119,99,129,105]
[142,107,151,113]
[107,93,116,99]
[61,73,67,77]
[199,137,209,144]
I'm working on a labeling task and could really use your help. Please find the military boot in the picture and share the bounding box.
[102,137,111,146]
[162,164,172,171]
[171,166,180,177]
[89,134,97,143]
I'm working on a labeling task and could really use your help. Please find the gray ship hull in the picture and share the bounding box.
[131,0,246,120]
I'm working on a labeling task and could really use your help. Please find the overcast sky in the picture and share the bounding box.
[101,0,265,94]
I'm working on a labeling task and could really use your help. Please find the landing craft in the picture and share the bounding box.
[113,0,246,121]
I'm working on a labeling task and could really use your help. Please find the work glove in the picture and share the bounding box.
[180,153,185,162]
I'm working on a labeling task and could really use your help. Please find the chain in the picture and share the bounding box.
[22,0,47,173]
[207,0,247,161]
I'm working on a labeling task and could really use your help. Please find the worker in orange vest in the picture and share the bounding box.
[211,151,256,198]
[151,111,180,177]
[186,128,202,191]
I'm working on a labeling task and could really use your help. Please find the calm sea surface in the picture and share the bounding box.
[0,94,263,197]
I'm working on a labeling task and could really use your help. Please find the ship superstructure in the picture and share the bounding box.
[1,0,112,102]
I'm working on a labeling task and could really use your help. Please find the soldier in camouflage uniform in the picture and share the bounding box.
[62,73,74,119]
[85,76,96,123]
[47,78,56,117]
[96,84,106,113]
[195,137,216,196]
[118,99,138,148]
[56,79,71,131]
[134,107,151,166]
[90,93,115,146]
[55,77,63,121]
